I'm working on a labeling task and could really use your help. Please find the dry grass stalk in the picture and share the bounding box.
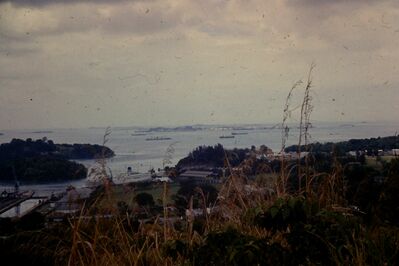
[278,79,302,197]
[297,63,315,195]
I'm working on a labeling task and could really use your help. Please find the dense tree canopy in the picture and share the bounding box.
[0,155,87,182]
[285,135,399,155]
[173,182,219,210]
[0,138,112,182]
[134,192,155,207]
[0,138,114,161]
[176,144,254,168]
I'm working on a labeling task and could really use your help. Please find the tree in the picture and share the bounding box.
[117,201,129,215]
[378,159,399,225]
[134,192,155,207]
[174,182,219,210]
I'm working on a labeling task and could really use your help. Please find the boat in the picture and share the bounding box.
[219,135,235,139]
[31,130,53,134]
[231,132,248,135]
[131,133,147,136]
[117,167,155,183]
[145,137,172,141]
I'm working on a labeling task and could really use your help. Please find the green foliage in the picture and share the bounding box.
[0,138,115,182]
[57,143,114,159]
[384,157,399,176]
[134,192,155,207]
[173,182,218,210]
[191,228,289,266]
[344,164,381,210]
[162,239,189,260]
[176,144,253,168]
[378,161,399,225]
[0,138,114,161]
[1,144,399,265]
[0,155,87,181]
[286,135,399,155]
[117,201,129,215]
[17,212,46,231]
[255,197,309,231]
[253,196,389,265]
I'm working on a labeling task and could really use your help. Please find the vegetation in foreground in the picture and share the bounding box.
[0,151,398,265]
[1,73,398,265]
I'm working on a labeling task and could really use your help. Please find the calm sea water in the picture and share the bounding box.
[1,121,398,196]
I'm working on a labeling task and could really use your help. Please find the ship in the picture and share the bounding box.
[145,136,172,141]
[231,132,248,135]
[31,130,53,134]
[219,135,235,139]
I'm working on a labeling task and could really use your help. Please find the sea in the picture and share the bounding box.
[0,121,398,196]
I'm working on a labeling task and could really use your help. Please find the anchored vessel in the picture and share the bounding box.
[219,135,235,139]
[145,137,172,141]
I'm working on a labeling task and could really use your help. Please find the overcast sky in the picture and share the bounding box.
[1,0,399,129]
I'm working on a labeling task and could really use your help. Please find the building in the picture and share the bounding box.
[177,170,221,184]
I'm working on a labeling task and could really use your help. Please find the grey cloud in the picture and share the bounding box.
[0,31,30,42]
[288,0,383,6]
[197,21,254,37]
[99,8,181,35]
[0,3,182,40]
[0,0,143,7]
[1,0,398,129]
[0,32,39,56]
[0,47,39,57]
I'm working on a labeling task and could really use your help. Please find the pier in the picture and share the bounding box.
[0,193,48,218]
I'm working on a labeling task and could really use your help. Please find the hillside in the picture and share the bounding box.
[0,138,113,182]
[285,135,399,155]
[0,138,114,161]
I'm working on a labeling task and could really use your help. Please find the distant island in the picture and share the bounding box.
[31,130,53,134]
[131,133,147,136]
[136,125,203,133]
[0,138,115,182]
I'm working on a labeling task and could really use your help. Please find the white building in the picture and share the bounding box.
[391,149,399,156]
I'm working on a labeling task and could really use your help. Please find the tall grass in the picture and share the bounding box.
[278,79,302,197]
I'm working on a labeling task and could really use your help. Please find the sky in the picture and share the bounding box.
[1,0,399,129]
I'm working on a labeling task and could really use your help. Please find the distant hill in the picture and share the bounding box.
[0,138,114,182]
[0,155,87,182]
[0,138,114,161]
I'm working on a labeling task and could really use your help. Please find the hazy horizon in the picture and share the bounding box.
[2,120,399,132]
[1,0,399,130]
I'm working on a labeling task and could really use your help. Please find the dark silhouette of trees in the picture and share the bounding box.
[0,138,114,161]
[173,182,218,210]
[378,159,399,225]
[0,155,87,182]
[176,144,253,168]
[0,138,111,182]
[134,192,155,207]
[285,135,399,155]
